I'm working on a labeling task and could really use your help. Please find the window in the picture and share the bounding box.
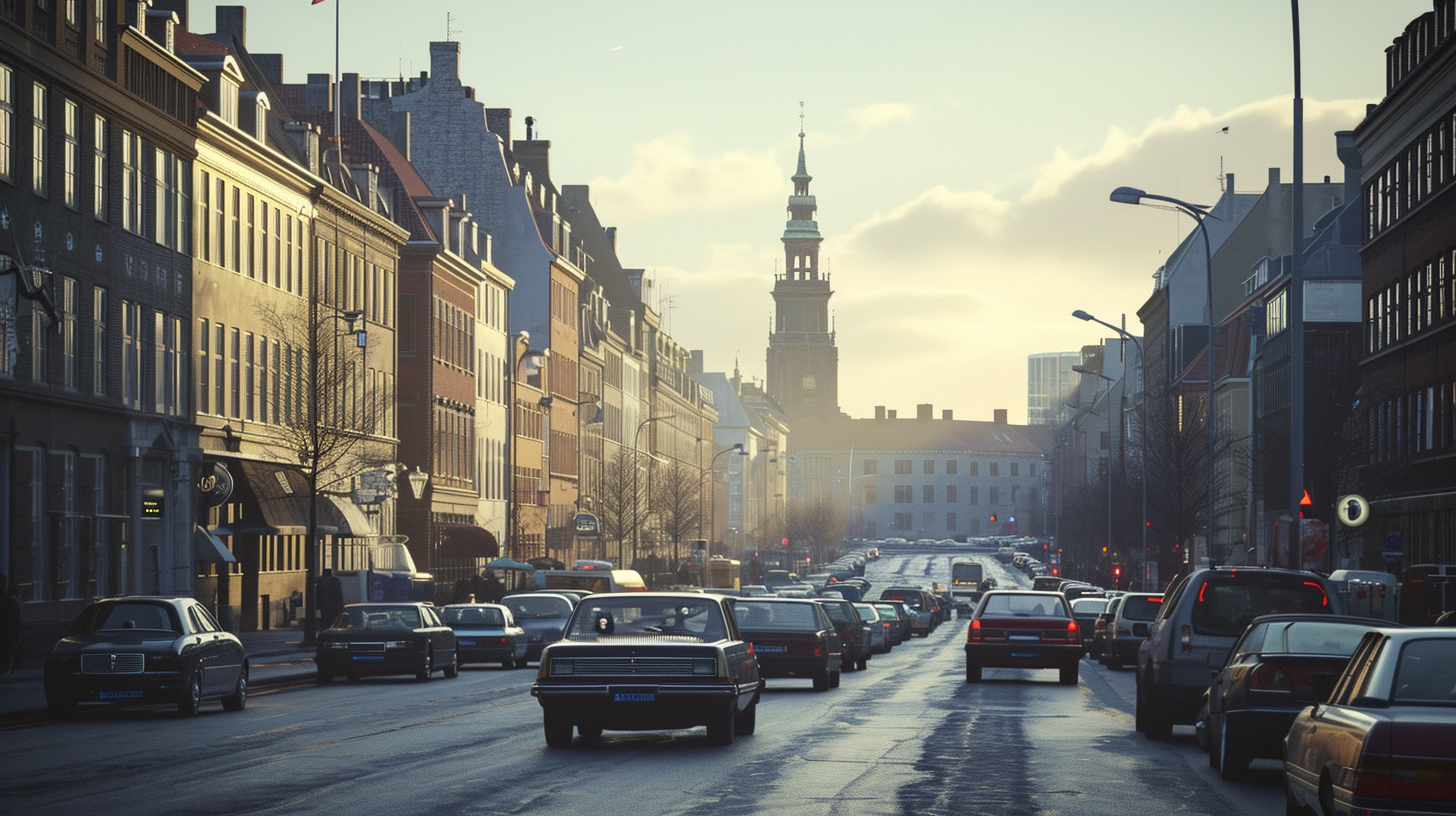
[153,149,188,252]
[94,0,105,41]
[990,462,999,477]
[969,486,979,504]
[197,319,210,414]
[91,287,106,394]
[243,332,254,420]
[922,484,934,503]
[121,130,141,233]
[1011,463,1019,477]
[923,460,934,475]
[62,98,77,207]
[969,461,979,477]
[864,485,877,504]
[894,460,911,475]
[60,276,75,388]
[31,82,46,195]
[946,460,957,475]
[863,459,877,475]
[1030,463,1038,477]
[894,485,911,503]
[162,315,182,416]
[990,486,1000,504]
[947,485,957,503]
[229,327,240,419]
[0,63,12,181]
[31,294,48,382]
[230,186,240,272]
[122,301,141,408]
[213,323,225,417]
[947,513,957,531]
[893,512,912,530]
[91,114,106,219]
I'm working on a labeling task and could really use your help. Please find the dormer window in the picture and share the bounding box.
[218,76,238,127]
[239,91,269,142]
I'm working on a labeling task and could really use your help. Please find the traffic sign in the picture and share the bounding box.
[1336,494,1369,527]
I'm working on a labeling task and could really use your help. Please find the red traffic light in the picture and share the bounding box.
[989,514,998,522]
[781,537,789,547]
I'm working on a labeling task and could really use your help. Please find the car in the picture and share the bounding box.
[1204,614,1404,780]
[965,590,1082,685]
[1069,597,1109,657]
[853,603,890,654]
[818,583,865,602]
[530,593,761,746]
[761,569,799,590]
[741,584,773,597]
[733,597,842,691]
[879,587,936,636]
[1087,596,1120,661]
[1284,627,1456,815]
[501,593,577,662]
[876,601,913,645]
[44,596,248,718]
[441,603,529,669]
[774,583,817,598]
[1103,592,1162,670]
[1136,567,1341,741]
[1063,584,1106,603]
[817,597,872,671]
[315,602,459,683]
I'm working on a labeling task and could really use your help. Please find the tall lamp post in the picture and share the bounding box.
[1074,310,1148,583]
[506,332,549,565]
[705,443,746,557]
[1109,186,1218,568]
[632,415,673,570]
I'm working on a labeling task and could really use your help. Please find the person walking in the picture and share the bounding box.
[316,569,345,629]
[0,572,21,674]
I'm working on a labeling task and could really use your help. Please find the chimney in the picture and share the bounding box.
[283,122,320,174]
[942,409,953,420]
[486,108,511,144]
[874,406,886,420]
[689,350,705,375]
[306,73,333,116]
[887,409,898,419]
[254,54,284,87]
[1335,131,1363,244]
[429,41,461,83]
[150,0,187,30]
[606,227,617,252]
[993,409,1008,425]
[917,403,933,420]
[341,72,361,120]
[145,9,177,52]
[214,5,245,47]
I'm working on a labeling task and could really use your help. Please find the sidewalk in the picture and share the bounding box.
[0,628,317,723]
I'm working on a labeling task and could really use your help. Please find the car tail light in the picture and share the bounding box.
[1180,625,1192,654]
[1248,662,1313,693]
[968,620,983,643]
[1095,619,1108,634]
[1065,620,1080,645]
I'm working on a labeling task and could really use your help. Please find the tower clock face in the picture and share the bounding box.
[802,375,816,391]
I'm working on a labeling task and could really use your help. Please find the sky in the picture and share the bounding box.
[193,0,1434,424]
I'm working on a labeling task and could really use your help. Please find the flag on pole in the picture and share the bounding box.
[312,0,327,5]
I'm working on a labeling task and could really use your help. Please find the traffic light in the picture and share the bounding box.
[989,514,997,523]
[1299,489,1313,519]
[781,537,789,547]
[1113,564,1122,585]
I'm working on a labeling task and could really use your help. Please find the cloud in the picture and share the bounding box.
[846,103,915,134]
[587,132,782,215]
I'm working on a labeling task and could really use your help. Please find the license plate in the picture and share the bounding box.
[98,690,144,700]
[613,692,655,703]
[352,656,384,662]
[756,645,787,653]
[1012,652,1039,659]
[457,639,476,646]
[1009,635,1040,641]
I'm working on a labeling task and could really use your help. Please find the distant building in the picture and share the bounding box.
[1027,351,1081,426]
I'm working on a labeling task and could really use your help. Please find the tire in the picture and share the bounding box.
[1206,713,1222,769]
[1059,664,1078,685]
[706,703,735,746]
[577,721,603,740]
[177,673,202,717]
[1140,684,1173,741]
[965,662,981,683]
[830,668,841,689]
[544,710,573,748]
[222,666,248,712]
[1134,672,1149,733]
[416,649,433,681]
[316,671,334,685]
[856,653,869,671]
[514,656,530,669]
[501,659,514,670]
[1107,656,1122,671]
[443,650,459,679]
[1218,717,1249,780]
[812,668,831,692]
[734,698,757,736]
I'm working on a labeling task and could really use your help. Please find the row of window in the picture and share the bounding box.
[1366,248,1456,354]
[9,447,114,603]
[198,169,306,296]
[1367,380,1456,464]
[434,405,474,491]
[863,458,1035,478]
[1365,105,1456,241]
[433,296,474,373]
[871,484,1029,506]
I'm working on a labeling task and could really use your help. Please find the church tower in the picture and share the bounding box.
[766,114,839,423]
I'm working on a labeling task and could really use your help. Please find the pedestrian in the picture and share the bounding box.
[0,572,21,674]
[316,569,345,629]
[479,570,506,604]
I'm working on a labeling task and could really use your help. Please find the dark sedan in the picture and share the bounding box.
[44,596,248,718]
[1285,628,1456,815]
[818,597,871,672]
[501,593,576,662]
[315,603,459,683]
[1205,614,1402,779]
[734,598,842,691]
[965,590,1082,685]
[531,593,761,746]
[441,603,529,669]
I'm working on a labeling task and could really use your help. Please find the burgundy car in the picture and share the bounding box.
[1284,627,1456,815]
[965,590,1082,685]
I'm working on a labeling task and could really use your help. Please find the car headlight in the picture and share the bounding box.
[384,640,417,649]
[550,659,574,676]
[692,658,718,676]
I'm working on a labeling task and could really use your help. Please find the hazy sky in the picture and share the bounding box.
[193,0,1432,423]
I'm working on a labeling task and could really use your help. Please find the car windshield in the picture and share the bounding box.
[330,606,422,631]
[1071,598,1108,616]
[734,601,820,631]
[1191,578,1331,637]
[564,598,727,643]
[82,602,181,634]
[502,596,572,620]
[1392,638,1456,704]
[853,604,879,622]
[443,606,506,627]
[979,594,1066,618]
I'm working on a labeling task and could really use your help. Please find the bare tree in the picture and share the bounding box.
[786,496,846,568]
[594,448,637,565]
[653,460,702,571]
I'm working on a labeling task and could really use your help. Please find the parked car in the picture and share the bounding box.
[315,602,459,683]
[1284,627,1456,815]
[1204,614,1403,779]
[501,593,577,662]
[741,584,773,597]
[817,597,872,671]
[853,603,890,654]
[1087,596,1120,661]
[965,590,1082,685]
[441,603,529,669]
[44,596,248,718]
[874,602,911,646]
[1069,597,1109,657]
[1103,593,1162,670]
[1136,567,1341,740]
[879,587,937,636]
[733,598,842,691]
[531,593,761,746]
[818,583,864,603]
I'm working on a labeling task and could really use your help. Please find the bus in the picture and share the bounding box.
[533,569,649,594]
[950,559,986,613]
[706,557,742,591]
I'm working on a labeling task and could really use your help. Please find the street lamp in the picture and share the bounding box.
[632,415,673,569]
[706,444,747,557]
[506,332,549,565]
[1108,186,1218,569]
[1073,309,1148,585]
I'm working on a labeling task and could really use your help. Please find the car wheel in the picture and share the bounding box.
[316,671,334,685]
[501,659,514,670]
[856,653,868,671]
[443,650,459,679]
[1107,655,1122,671]
[543,710,573,748]
[514,656,530,668]
[1139,678,1172,740]
[222,666,248,712]
[177,673,202,717]
[812,668,831,692]
[1206,712,1222,769]
[1134,671,1149,732]
[1059,664,1078,685]
[417,649,433,681]
[734,698,757,736]
[1218,717,1249,780]
[1318,773,1336,816]
[706,703,735,746]
[965,662,981,683]
[830,668,841,689]
[46,693,77,720]
[577,721,603,740]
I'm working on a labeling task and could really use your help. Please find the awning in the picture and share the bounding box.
[231,460,311,535]
[194,525,238,564]
[437,525,499,559]
[320,495,375,537]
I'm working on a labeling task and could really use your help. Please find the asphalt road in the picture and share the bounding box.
[0,548,1286,816]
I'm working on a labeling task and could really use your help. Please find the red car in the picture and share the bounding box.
[965,590,1082,685]
[1283,627,1456,815]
